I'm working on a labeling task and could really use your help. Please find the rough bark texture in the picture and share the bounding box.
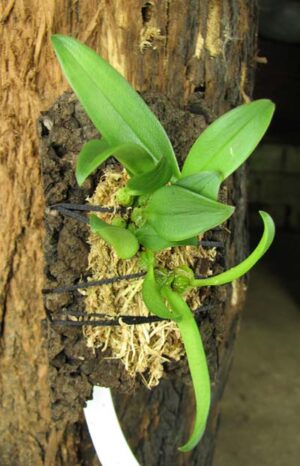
[0,1,256,465]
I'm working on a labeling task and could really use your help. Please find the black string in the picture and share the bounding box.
[42,272,146,294]
[51,315,165,327]
[52,206,89,224]
[43,272,214,295]
[48,204,224,249]
[49,304,213,328]
[43,271,223,295]
[49,202,116,213]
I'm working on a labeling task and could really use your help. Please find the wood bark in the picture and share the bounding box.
[0,1,257,465]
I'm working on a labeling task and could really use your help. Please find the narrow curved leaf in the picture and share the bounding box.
[161,287,211,452]
[127,157,173,195]
[89,214,139,260]
[193,211,275,287]
[51,35,180,177]
[136,223,198,251]
[76,139,155,186]
[145,185,234,241]
[176,171,222,200]
[182,100,275,179]
[142,264,176,321]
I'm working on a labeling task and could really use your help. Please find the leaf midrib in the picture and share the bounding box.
[65,44,166,164]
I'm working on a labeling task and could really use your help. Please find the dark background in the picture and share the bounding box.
[214,2,300,464]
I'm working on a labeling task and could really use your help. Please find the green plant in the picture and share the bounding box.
[52,35,275,452]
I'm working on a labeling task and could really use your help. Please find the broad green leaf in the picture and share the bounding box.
[136,224,173,251]
[145,185,234,241]
[51,35,180,177]
[76,139,155,186]
[161,287,211,452]
[193,211,275,287]
[136,223,198,251]
[176,171,222,200]
[89,214,139,259]
[127,157,173,195]
[182,100,275,179]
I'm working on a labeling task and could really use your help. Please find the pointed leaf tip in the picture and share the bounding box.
[145,185,234,241]
[161,288,211,452]
[51,34,180,177]
[193,210,275,287]
[182,99,275,179]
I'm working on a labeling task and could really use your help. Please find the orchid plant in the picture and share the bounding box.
[52,35,275,452]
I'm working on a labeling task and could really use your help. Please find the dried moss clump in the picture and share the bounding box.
[83,166,216,388]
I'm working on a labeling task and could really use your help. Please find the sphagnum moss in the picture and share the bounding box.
[83,167,216,388]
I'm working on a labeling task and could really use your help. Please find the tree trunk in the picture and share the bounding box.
[0,1,256,465]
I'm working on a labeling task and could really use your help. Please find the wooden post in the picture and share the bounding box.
[0,1,256,464]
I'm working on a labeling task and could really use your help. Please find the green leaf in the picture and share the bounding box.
[145,185,234,241]
[76,139,155,186]
[176,171,222,200]
[127,157,173,195]
[51,35,180,178]
[142,260,177,321]
[182,100,275,179]
[193,211,275,287]
[142,258,211,451]
[89,214,139,259]
[161,287,211,452]
[136,224,172,251]
[173,237,199,247]
[136,223,198,251]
